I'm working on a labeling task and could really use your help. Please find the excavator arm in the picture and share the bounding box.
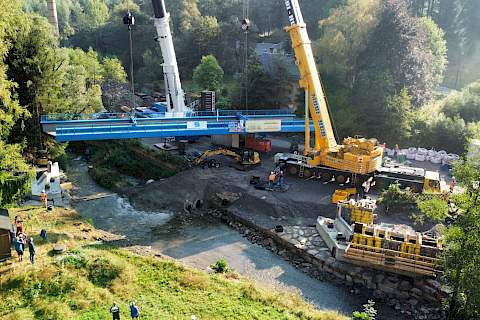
[284,0,337,155]
[194,149,242,166]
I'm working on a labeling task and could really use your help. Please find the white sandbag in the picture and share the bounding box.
[415,154,426,161]
[407,147,417,154]
[431,156,442,164]
[428,149,437,157]
[406,152,417,160]
[417,148,428,156]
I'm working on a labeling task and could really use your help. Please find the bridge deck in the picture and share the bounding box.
[41,109,311,142]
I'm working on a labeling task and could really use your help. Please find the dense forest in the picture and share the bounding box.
[1,0,479,205]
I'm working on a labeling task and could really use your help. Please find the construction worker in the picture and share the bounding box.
[449,177,456,193]
[28,237,36,264]
[41,190,47,208]
[278,170,285,188]
[268,171,276,189]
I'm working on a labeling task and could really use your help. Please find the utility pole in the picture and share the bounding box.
[47,0,60,36]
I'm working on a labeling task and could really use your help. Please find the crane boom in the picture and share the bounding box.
[151,0,187,113]
[278,0,383,178]
[284,0,337,153]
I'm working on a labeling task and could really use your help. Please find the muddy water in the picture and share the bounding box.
[68,161,402,319]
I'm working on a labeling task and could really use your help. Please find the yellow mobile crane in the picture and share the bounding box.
[275,0,383,185]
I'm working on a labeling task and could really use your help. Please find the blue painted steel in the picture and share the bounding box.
[41,109,295,123]
[55,119,314,142]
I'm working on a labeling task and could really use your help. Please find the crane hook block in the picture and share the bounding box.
[123,12,135,26]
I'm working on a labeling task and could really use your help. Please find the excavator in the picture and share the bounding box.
[194,148,261,170]
[276,0,442,194]
[275,0,384,187]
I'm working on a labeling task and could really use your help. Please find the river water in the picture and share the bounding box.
[68,161,402,319]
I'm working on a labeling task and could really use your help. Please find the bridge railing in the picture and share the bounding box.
[41,109,295,123]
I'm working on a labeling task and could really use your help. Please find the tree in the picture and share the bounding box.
[102,57,127,83]
[443,81,480,123]
[193,55,224,92]
[382,88,414,144]
[0,0,30,140]
[316,0,381,89]
[0,141,34,207]
[356,0,445,107]
[443,159,480,319]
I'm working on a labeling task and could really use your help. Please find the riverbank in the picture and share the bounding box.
[63,154,413,319]
[0,206,347,320]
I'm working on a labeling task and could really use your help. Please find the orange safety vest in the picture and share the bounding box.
[269,174,276,182]
[41,192,47,203]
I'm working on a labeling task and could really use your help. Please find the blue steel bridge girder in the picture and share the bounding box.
[40,109,313,142]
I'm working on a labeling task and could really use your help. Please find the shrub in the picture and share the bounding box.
[378,182,417,213]
[352,300,377,320]
[211,258,229,273]
[61,253,88,269]
[88,167,122,189]
[87,258,121,287]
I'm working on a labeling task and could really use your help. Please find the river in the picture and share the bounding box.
[68,160,403,319]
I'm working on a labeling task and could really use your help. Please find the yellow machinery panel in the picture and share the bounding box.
[283,0,383,176]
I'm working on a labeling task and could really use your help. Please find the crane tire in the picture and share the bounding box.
[287,164,299,176]
[321,172,333,182]
[303,168,313,179]
[335,174,347,184]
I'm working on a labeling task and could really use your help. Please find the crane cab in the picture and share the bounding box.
[423,171,441,193]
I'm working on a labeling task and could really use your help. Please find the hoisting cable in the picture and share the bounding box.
[241,0,250,111]
[123,2,136,122]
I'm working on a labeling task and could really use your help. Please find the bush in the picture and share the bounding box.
[378,182,417,213]
[211,258,229,273]
[87,258,121,287]
[88,167,122,189]
[61,252,88,269]
[416,197,449,223]
[352,300,377,320]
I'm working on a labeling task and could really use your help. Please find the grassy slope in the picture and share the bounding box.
[0,207,347,320]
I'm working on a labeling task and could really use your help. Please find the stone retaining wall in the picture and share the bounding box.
[210,209,447,320]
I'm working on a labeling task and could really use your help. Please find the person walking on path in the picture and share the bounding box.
[15,216,24,236]
[110,302,121,320]
[28,237,36,264]
[15,236,24,262]
[130,301,140,319]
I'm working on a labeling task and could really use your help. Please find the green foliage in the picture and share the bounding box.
[102,56,127,83]
[210,258,229,273]
[231,55,293,109]
[193,55,224,92]
[442,81,480,123]
[382,88,414,144]
[87,257,122,287]
[378,182,417,213]
[416,197,449,224]
[316,0,381,89]
[442,159,480,319]
[0,141,34,207]
[89,166,122,189]
[87,141,185,188]
[352,300,377,320]
[61,253,89,269]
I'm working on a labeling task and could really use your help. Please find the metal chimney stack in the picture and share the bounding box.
[47,0,60,36]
